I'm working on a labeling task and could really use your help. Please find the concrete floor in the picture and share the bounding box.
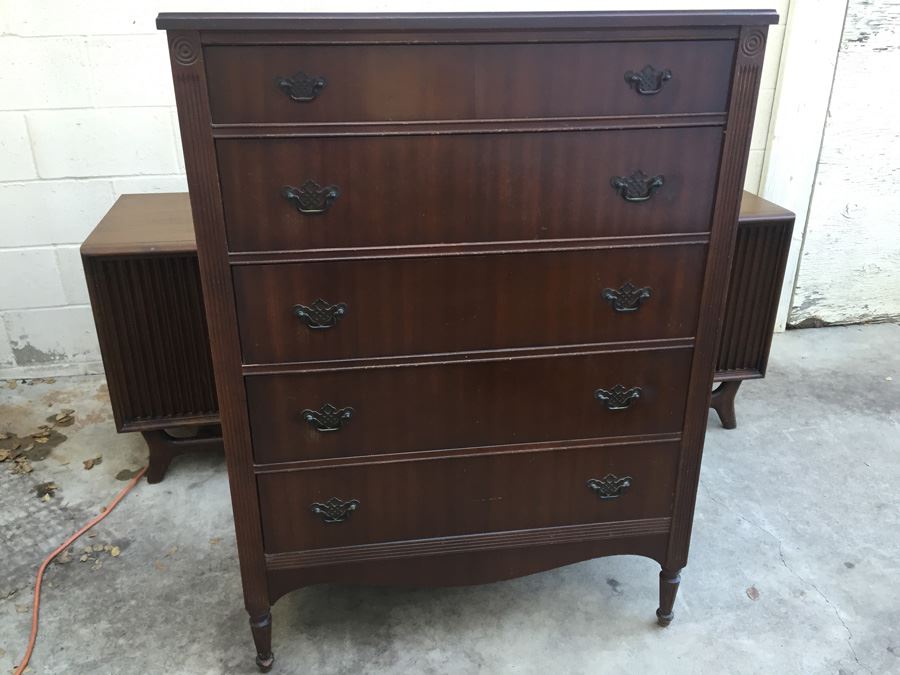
[0,323,898,674]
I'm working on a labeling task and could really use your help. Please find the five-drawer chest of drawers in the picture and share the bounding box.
[159,10,776,670]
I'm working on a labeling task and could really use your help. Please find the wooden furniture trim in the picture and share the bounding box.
[227,233,711,264]
[666,26,768,570]
[265,517,674,570]
[166,30,270,619]
[254,431,684,474]
[210,114,728,136]
[241,338,695,374]
[157,11,778,31]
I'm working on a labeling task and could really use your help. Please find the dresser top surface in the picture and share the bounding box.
[156,10,778,31]
[81,193,197,257]
[80,190,790,257]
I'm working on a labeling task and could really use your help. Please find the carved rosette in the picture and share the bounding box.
[170,35,199,66]
[740,30,766,57]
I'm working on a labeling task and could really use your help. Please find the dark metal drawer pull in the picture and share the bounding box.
[282,180,340,215]
[611,170,664,202]
[310,497,360,523]
[293,299,347,329]
[624,65,672,95]
[594,385,642,410]
[275,71,327,102]
[587,474,632,499]
[302,404,354,432]
[602,282,652,312]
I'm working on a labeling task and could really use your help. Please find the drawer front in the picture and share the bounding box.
[258,440,679,553]
[247,348,692,464]
[218,127,722,252]
[234,245,706,364]
[205,41,734,124]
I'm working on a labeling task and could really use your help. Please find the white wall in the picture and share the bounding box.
[787,0,900,327]
[0,0,788,378]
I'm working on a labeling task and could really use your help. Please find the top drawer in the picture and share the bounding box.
[204,41,735,125]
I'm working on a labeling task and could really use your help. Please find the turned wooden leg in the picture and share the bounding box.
[710,380,742,430]
[656,567,682,627]
[250,611,274,672]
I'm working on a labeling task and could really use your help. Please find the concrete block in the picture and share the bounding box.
[1,0,161,36]
[28,108,178,178]
[0,37,92,110]
[0,248,67,311]
[0,326,13,368]
[0,113,37,181]
[0,180,115,248]
[88,34,175,107]
[55,246,90,305]
[112,175,188,196]
[2,305,100,367]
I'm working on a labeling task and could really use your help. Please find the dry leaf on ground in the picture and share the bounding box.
[83,456,103,470]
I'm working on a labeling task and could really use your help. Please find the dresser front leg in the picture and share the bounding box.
[710,380,741,429]
[250,611,274,672]
[656,567,682,627]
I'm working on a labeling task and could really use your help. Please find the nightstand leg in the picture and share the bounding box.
[656,567,682,627]
[710,381,741,429]
[250,611,274,672]
[143,431,177,484]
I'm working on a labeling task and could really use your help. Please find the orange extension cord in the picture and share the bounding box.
[13,466,148,675]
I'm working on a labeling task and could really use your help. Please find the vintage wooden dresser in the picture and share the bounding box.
[82,191,793,481]
[158,11,776,670]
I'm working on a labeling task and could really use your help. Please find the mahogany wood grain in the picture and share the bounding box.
[157,10,778,31]
[165,31,272,650]
[233,244,706,364]
[665,25,769,574]
[257,440,679,553]
[205,41,734,124]
[265,534,669,598]
[81,249,217,432]
[246,346,692,463]
[160,12,776,666]
[217,127,722,251]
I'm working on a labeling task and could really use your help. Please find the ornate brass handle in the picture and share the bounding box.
[602,282,652,313]
[293,299,347,329]
[282,180,340,215]
[302,404,353,432]
[310,497,360,523]
[594,385,642,410]
[587,474,632,499]
[624,65,672,95]
[611,170,664,202]
[275,71,327,102]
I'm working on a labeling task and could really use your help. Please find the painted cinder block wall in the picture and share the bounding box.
[0,0,788,379]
